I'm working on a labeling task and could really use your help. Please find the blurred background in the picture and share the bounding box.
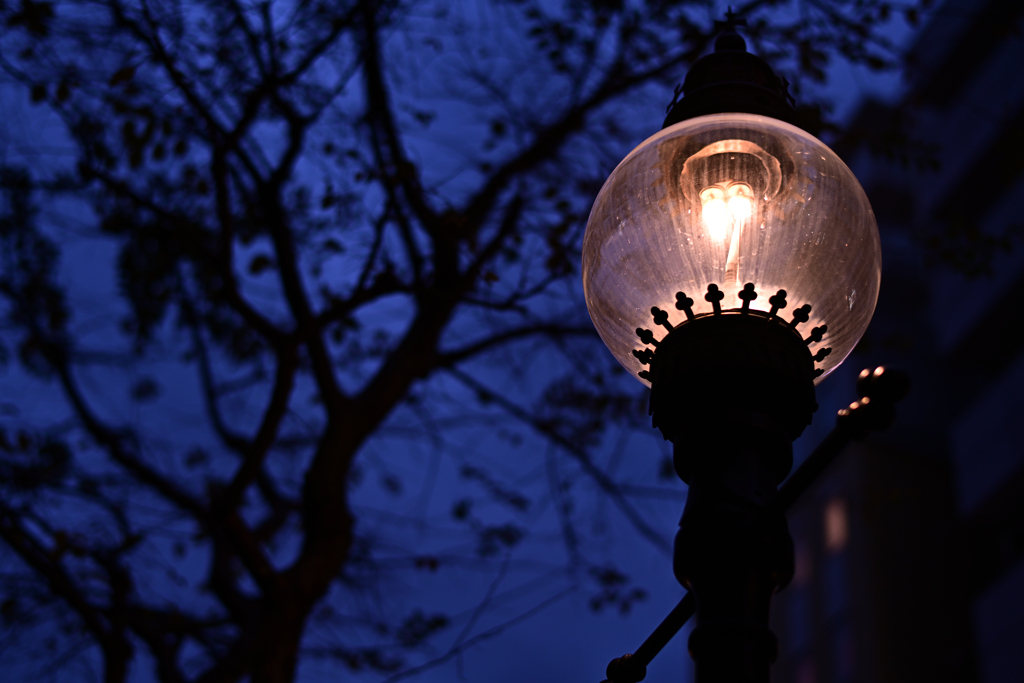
[0,0,1020,682]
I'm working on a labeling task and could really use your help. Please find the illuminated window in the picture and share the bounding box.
[823,499,849,618]
[824,497,848,553]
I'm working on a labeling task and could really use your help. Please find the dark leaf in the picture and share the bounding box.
[476,523,523,557]
[109,65,137,87]
[451,498,472,521]
[396,610,449,648]
[55,80,70,103]
[248,254,274,275]
[322,238,344,254]
[414,556,440,571]
[380,474,402,495]
[6,0,55,37]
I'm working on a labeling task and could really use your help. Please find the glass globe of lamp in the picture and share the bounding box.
[583,112,880,389]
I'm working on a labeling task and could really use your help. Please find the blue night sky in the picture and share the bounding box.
[0,1,980,682]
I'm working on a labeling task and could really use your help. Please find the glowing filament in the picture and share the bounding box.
[698,182,755,285]
[700,182,754,241]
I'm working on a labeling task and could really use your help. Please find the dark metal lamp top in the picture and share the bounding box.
[663,12,797,129]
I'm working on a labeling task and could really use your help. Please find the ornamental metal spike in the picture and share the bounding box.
[675,292,695,320]
[739,282,757,314]
[632,348,655,365]
[813,368,824,378]
[638,369,652,381]
[790,304,811,327]
[705,284,724,315]
[805,324,827,345]
[636,327,659,346]
[768,289,788,317]
[651,306,673,332]
[812,347,832,363]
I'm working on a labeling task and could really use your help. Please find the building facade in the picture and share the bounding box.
[771,0,1024,681]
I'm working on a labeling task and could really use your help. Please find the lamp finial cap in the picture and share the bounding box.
[714,8,748,52]
[663,11,798,129]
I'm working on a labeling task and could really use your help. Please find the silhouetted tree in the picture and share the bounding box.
[0,1,923,681]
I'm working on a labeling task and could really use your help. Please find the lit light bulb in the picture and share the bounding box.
[697,182,757,283]
[699,186,728,240]
[702,198,729,239]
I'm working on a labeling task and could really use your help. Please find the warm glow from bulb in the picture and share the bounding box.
[700,183,755,241]
[728,194,752,221]
[702,198,729,239]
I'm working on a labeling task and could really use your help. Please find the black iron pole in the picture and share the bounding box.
[602,366,908,683]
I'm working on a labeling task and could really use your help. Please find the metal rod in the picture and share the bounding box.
[769,426,851,513]
[634,592,695,664]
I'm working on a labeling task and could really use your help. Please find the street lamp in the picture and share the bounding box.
[583,16,907,683]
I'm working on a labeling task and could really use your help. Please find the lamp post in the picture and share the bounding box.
[583,16,908,683]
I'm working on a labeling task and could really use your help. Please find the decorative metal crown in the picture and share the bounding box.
[632,282,830,381]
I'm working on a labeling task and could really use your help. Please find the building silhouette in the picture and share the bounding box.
[770,0,1024,681]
